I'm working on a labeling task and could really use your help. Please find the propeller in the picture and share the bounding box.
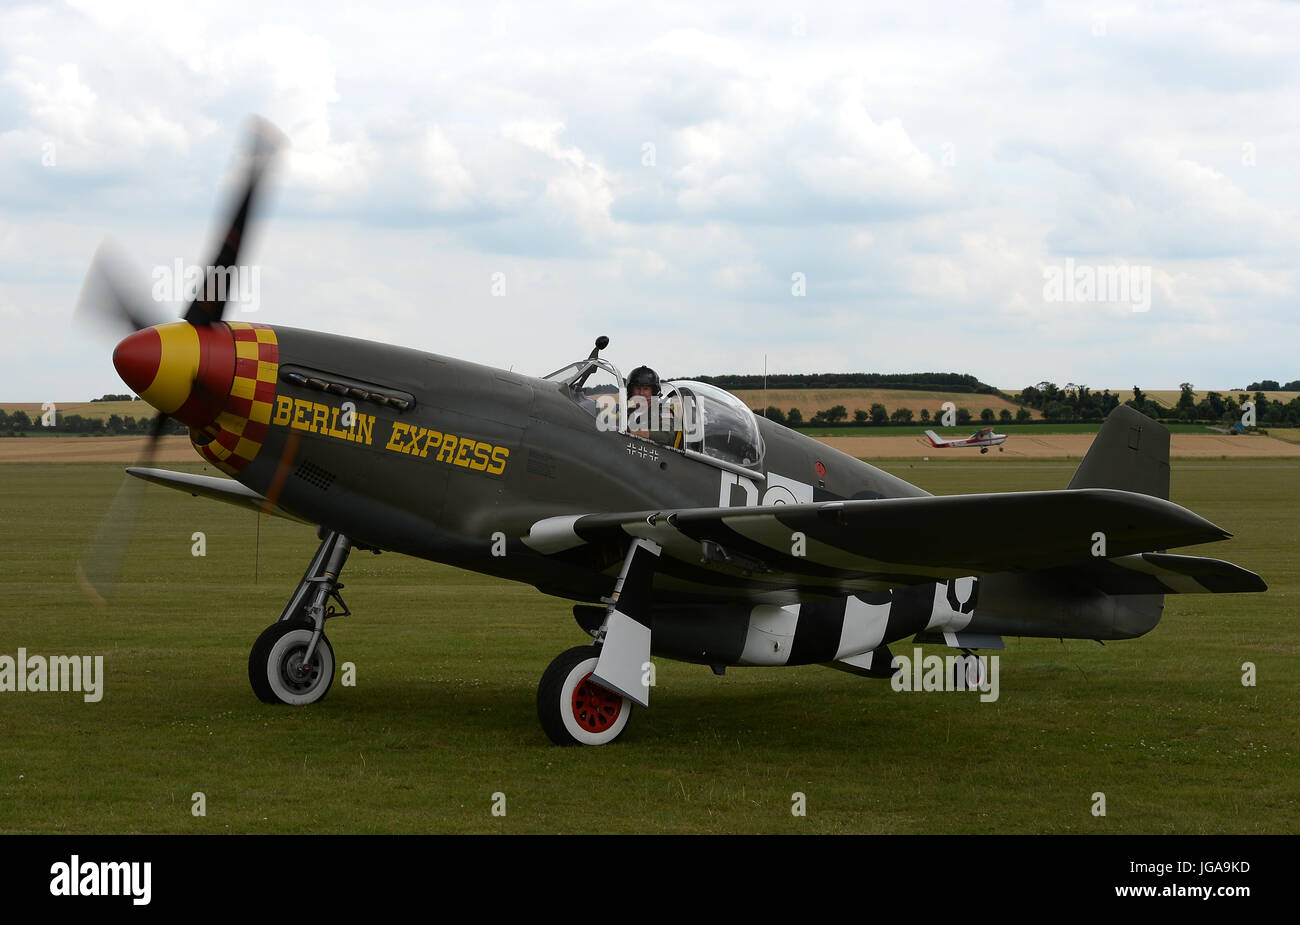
[184,117,285,326]
[75,117,286,604]
[75,241,167,337]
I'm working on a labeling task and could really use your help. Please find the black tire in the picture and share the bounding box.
[537,646,632,746]
[248,621,335,705]
[949,653,985,690]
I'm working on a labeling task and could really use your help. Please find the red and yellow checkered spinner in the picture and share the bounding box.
[112,319,278,476]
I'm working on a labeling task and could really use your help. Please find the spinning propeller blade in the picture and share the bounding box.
[75,117,286,604]
[184,117,285,327]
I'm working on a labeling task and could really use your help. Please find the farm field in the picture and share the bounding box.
[817,432,1300,459]
[727,386,1299,422]
[794,423,1231,436]
[0,435,196,463]
[1137,389,1300,410]
[728,388,1036,419]
[0,400,147,422]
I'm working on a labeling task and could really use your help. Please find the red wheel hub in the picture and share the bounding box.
[571,672,623,733]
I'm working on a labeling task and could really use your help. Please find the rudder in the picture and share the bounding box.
[1068,405,1170,500]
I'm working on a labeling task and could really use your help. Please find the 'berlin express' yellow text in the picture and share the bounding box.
[272,396,508,475]
[273,396,375,444]
[385,421,509,474]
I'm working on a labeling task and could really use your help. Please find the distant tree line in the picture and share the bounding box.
[693,372,1003,394]
[0,408,187,436]
[1019,382,1300,426]
[1245,380,1300,391]
[758,404,1032,429]
[1015,382,1123,422]
[751,377,1300,430]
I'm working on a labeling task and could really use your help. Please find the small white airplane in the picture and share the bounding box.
[925,426,1007,454]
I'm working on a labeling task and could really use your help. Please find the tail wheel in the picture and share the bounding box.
[249,621,335,705]
[951,653,986,690]
[538,646,632,746]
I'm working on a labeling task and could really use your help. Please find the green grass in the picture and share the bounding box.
[0,460,1295,833]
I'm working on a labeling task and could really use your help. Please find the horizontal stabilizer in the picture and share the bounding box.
[1055,552,1267,595]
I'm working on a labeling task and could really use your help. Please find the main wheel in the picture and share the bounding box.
[537,646,632,746]
[249,621,335,705]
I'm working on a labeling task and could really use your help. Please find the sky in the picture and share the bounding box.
[1,0,1297,401]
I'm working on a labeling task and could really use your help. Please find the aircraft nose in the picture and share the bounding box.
[112,328,162,398]
[112,321,236,428]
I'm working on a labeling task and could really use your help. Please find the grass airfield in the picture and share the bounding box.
[0,457,1295,834]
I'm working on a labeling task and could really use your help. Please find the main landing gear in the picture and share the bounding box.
[537,646,632,746]
[249,528,352,705]
[537,538,661,746]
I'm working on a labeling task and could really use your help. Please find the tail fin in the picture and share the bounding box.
[1069,406,1170,500]
[924,430,943,447]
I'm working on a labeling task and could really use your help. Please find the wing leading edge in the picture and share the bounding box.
[126,467,309,524]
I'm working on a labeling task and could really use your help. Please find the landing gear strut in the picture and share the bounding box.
[537,538,661,745]
[249,528,351,705]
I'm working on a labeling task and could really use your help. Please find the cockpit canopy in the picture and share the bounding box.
[544,359,764,469]
[664,379,764,467]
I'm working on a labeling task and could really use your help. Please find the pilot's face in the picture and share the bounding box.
[631,384,653,399]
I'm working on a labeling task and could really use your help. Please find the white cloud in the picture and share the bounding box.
[1,0,1297,400]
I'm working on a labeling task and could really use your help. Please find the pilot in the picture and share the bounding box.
[627,366,682,447]
[626,366,659,438]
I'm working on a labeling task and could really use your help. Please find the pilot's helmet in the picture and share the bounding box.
[627,366,661,396]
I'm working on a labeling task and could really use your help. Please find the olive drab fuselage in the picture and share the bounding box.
[227,325,926,604]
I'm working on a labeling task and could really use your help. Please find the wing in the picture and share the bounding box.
[126,466,310,524]
[524,488,1232,597]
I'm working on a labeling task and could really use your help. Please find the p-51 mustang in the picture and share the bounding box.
[79,121,1266,745]
[925,426,1006,453]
